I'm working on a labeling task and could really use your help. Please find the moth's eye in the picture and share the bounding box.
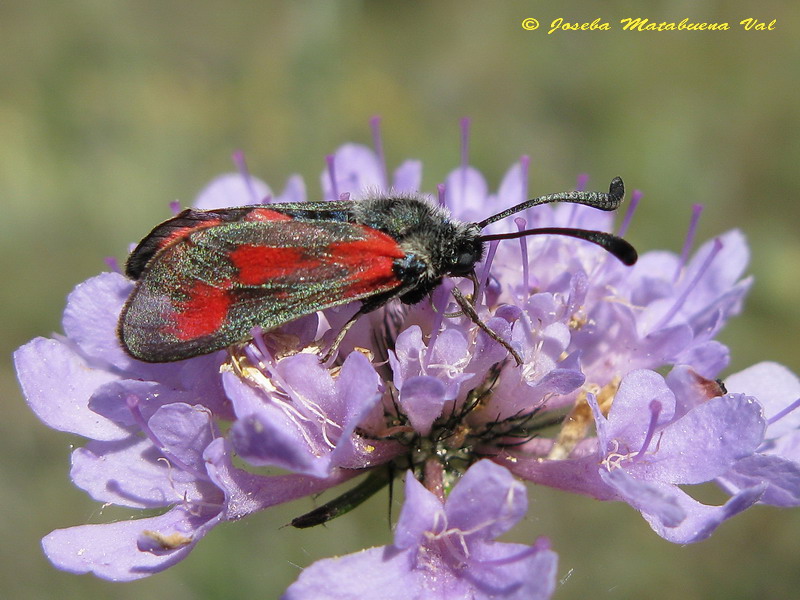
[451,251,476,276]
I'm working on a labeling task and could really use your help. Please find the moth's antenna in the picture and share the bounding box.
[480,226,638,265]
[477,177,624,228]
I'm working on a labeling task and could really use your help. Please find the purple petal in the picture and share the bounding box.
[600,468,685,528]
[463,539,558,600]
[444,166,488,219]
[275,174,307,203]
[721,453,800,506]
[638,481,765,543]
[282,546,415,600]
[14,337,127,440]
[231,410,329,476]
[88,380,201,428]
[147,403,218,472]
[61,272,135,370]
[445,460,527,540]
[500,454,620,501]
[606,370,676,439]
[225,373,329,475]
[394,472,442,550]
[71,436,212,508]
[193,172,271,208]
[726,362,800,438]
[322,144,384,199]
[203,438,357,521]
[42,506,214,581]
[675,340,730,379]
[392,159,422,192]
[495,162,526,212]
[637,394,765,484]
[398,376,450,435]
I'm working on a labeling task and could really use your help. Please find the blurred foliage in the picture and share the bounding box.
[2,1,798,598]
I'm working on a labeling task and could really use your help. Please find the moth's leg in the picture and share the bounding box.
[443,271,480,318]
[450,286,522,366]
[319,293,397,365]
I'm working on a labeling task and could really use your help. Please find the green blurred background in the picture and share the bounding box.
[2,1,799,598]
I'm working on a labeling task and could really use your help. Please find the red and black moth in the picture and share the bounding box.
[119,178,637,364]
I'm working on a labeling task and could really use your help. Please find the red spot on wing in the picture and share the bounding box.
[229,245,322,285]
[331,226,405,297]
[168,281,231,340]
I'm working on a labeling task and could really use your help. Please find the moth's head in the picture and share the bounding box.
[447,223,484,276]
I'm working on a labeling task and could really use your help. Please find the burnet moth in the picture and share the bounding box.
[118,177,637,364]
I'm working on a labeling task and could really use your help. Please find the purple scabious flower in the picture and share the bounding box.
[283,460,558,600]
[15,118,800,596]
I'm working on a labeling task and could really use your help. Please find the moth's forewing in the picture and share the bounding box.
[119,214,406,362]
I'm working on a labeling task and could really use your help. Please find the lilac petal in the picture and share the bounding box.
[147,403,218,472]
[42,506,212,581]
[282,546,415,600]
[46,438,355,582]
[633,324,695,366]
[726,362,800,437]
[600,468,685,528]
[606,370,676,438]
[71,436,211,508]
[224,373,329,475]
[231,411,329,477]
[469,316,514,373]
[529,362,585,396]
[392,159,422,192]
[60,273,192,385]
[284,541,557,600]
[627,251,680,306]
[14,338,127,440]
[174,353,231,412]
[389,325,425,384]
[89,380,200,428]
[637,394,765,484]
[464,539,558,600]
[61,272,135,370]
[193,172,271,209]
[676,340,730,379]
[321,144,384,199]
[428,327,470,370]
[721,453,800,506]
[773,430,800,458]
[686,229,749,299]
[687,279,752,338]
[276,353,337,408]
[498,454,619,501]
[71,403,218,507]
[444,166,488,219]
[638,480,765,543]
[495,162,526,212]
[280,351,381,427]
[276,174,307,203]
[394,472,442,550]
[398,376,450,435]
[286,463,555,600]
[327,356,388,467]
[446,460,527,540]
[203,438,358,521]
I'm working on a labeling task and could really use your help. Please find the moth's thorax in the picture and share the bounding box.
[353,195,484,278]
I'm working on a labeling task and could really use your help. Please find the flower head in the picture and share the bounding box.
[15,120,800,596]
[283,460,558,600]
